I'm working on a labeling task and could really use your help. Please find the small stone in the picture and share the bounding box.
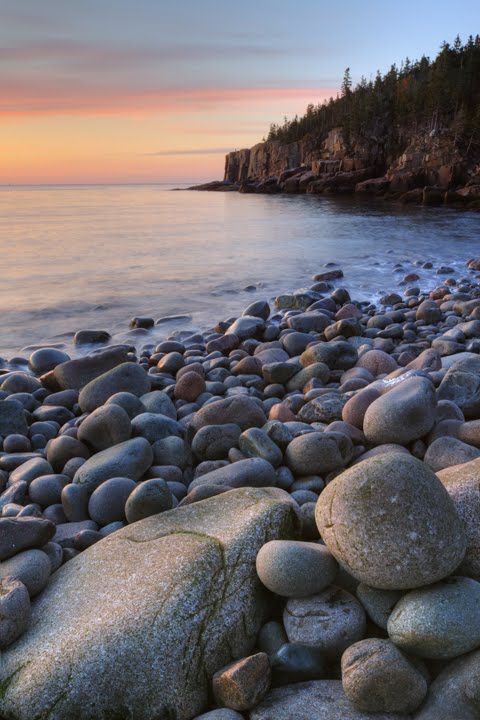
[256,540,337,597]
[192,424,241,461]
[257,620,288,655]
[341,638,427,713]
[239,428,283,468]
[79,363,150,413]
[388,576,480,659]
[73,438,153,493]
[174,371,206,402]
[356,584,403,630]
[284,586,366,658]
[28,474,70,508]
[0,549,51,597]
[46,436,90,473]
[0,400,28,437]
[190,396,266,433]
[78,404,132,452]
[124,479,173,523]
[88,477,137,526]
[285,432,353,476]
[424,436,480,472]
[29,348,70,374]
[212,652,271,711]
[188,458,277,491]
[270,642,328,685]
[61,483,90,522]
[0,517,56,561]
[0,577,31,649]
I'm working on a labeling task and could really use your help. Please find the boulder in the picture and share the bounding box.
[316,453,466,589]
[0,487,299,720]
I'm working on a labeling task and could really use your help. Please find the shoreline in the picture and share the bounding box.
[1,258,480,716]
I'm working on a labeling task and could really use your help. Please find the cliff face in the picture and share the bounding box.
[220,125,479,206]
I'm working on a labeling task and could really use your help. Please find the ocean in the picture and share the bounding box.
[0,183,479,360]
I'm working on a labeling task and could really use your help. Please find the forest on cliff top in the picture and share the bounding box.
[266,36,480,157]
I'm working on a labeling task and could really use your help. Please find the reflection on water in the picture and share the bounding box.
[0,184,479,359]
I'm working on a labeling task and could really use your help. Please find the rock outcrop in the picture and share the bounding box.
[0,487,299,720]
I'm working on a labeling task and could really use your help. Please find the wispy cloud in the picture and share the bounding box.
[0,82,333,118]
[142,147,233,156]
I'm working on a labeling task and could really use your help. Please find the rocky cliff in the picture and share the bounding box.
[217,126,480,208]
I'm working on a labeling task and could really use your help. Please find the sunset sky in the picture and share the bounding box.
[1,0,478,184]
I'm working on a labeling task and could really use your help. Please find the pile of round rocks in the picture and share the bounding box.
[1,258,480,718]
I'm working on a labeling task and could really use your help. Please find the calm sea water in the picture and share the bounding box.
[0,184,479,361]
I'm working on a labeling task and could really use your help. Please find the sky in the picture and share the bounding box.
[1,0,479,184]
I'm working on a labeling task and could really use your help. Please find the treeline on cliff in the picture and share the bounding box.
[266,35,480,158]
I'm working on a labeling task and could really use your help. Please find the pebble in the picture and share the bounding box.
[73,437,153,493]
[88,477,137,526]
[283,586,366,658]
[212,652,271,711]
[256,540,338,597]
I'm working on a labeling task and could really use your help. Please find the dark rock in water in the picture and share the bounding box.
[0,518,56,561]
[0,577,31,650]
[130,317,154,329]
[74,330,111,346]
[156,314,192,325]
[50,347,129,391]
[79,362,151,412]
[243,300,270,321]
[0,487,299,720]
[28,348,70,374]
[73,437,153,493]
[0,399,28,437]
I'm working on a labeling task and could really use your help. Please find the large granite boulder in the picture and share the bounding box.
[316,453,466,590]
[0,487,299,720]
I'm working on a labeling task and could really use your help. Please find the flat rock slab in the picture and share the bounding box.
[0,487,299,720]
[249,680,409,720]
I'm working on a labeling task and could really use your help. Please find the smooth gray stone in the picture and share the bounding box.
[388,576,480,659]
[0,487,299,720]
[53,521,98,548]
[189,458,276,491]
[192,424,241,461]
[105,392,145,419]
[285,432,353,476]
[239,428,283,468]
[41,542,63,573]
[139,390,177,419]
[28,475,70,508]
[0,549,51,597]
[73,438,153,493]
[88,477,137,526]
[0,517,56,561]
[46,435,90,474]
[131,412,182,443]
[79,363,151,413]
[284,586,366,658]
[8,457,53,485]
[61,484,89,522]
[0,400,28,437]
[77,404,131,452]
[152,436,192,469]
[0,483,28,512]
[124,479,172,523]
[356,584,403,630]
[270,642,328,686]
[414,648,480,719]
[29,349,70,374]
[256,540,337,598]
[52,348,129,391]
[257,620,288,656]
[437,355,480,418]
